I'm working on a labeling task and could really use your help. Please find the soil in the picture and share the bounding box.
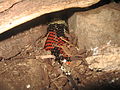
[0,22,120,90]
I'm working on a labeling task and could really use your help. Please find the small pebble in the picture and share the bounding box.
[26,84,30,88]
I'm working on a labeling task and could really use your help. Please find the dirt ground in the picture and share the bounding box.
[0,21,120,90]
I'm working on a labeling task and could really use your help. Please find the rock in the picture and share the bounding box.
[0,0,100,34]
[86,44,120,71]
[68,3,120,49]
[0,25,47,59]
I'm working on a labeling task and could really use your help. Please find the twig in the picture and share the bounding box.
[36,55,55,59]
[60,36,79,50]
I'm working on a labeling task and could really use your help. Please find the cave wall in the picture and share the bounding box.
[68,3,120,49]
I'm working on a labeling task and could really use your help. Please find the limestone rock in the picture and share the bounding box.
[68,3,120,49]
[0,0,100,34]
[86,45,120,71]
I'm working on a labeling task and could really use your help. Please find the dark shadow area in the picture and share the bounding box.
[64,0,116,13]
[0,10,72,41]
[87,83,120,90]
[0,9,71,41]
[78,83,120,90]
[0,0,119,41]
[0,14,48,41]
[113,0,120,3]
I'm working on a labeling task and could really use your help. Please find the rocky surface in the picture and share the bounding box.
[86,44,120,71]
[68,3,120,49]
[0,0,100,34]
